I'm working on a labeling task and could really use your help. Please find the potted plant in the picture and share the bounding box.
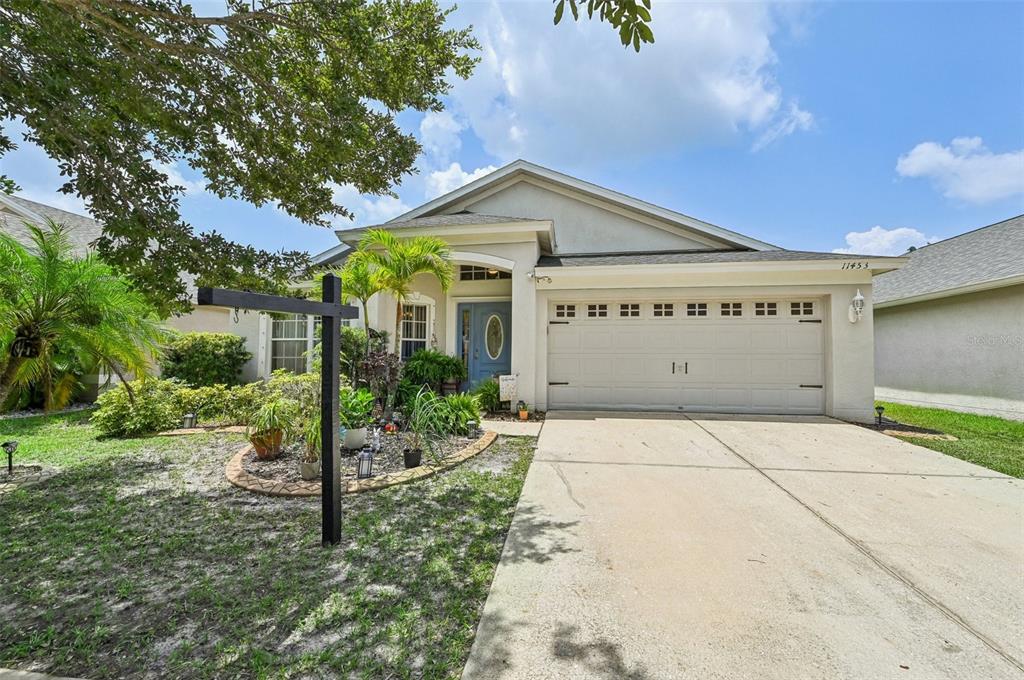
[247,398,297,460]
[404,387,445,468]
[517,400,529,421]
[339,387,375,449]
[299,413,321,480]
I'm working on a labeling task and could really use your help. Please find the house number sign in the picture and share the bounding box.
[840,261,870,270]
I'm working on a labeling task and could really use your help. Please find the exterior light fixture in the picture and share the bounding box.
[848,289,865,323]
[2,440,17,475]
[467,420,479,437]
[487,267,499,275]
[182,412,198,429]
[357,446,374,479]
[875,405,885,427]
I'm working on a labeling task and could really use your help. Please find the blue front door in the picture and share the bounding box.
[458,302,512,387]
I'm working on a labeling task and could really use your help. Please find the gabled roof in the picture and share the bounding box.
[363,212,538,231]
[0,194,103,257]
[539,249,903,268]
[873,215,1024,306]
[387,160,779,252]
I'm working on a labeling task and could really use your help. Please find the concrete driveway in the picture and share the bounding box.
[463,412,1024,680]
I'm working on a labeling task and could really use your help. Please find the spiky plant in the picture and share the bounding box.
[0,220,167,409]
[347,229,453,356]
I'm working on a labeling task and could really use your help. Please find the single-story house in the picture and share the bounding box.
[873,215,1023,420]
[320,160,904,422]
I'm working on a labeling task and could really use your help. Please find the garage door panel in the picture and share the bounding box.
[547,299,824,415]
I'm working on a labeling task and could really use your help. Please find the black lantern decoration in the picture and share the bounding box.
[875,405,885,427]
[2,440,17,476]
[467,420,479,437]
[182,412,198,429]
[357,446,374,479]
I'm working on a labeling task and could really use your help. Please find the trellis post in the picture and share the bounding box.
[197,274,356,546]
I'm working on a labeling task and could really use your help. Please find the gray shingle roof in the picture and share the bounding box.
[873,215,1024,304]
[0,195,103,257]
[537,249,896,267]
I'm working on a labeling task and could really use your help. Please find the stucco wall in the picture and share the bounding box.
[875,285,1024,420]
[461,180,716,253]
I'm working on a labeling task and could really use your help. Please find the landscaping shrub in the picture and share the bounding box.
[472,378,502,413]
[402,349,467,392]
[265,370,323,414]
[338,387,375,430]
[92,379,181,437]
[160,332,252,387]
[174,384,232,422]
[437,393,482,434]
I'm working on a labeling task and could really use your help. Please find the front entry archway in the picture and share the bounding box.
[458,301,512,387]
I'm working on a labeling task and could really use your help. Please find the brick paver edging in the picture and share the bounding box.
[156,425,247,437]
[224,430,498,497]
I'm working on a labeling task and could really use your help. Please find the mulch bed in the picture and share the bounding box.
[483,410,546,423]
[241,431,479,484]
[858,418,959,441]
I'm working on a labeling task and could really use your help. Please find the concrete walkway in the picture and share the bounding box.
[463,411,1024,679]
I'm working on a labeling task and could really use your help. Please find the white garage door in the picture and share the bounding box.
[547,299,825,414]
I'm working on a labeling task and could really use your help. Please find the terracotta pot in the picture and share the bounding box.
[519,410,528,421]
[403,447,422,469]
[250,429,284,460]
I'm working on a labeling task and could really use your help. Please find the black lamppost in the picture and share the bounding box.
[2,440,17,475]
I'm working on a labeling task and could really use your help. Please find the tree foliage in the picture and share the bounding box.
[0,220,167,410]
[553,0,654,51]
[0,0,477,315]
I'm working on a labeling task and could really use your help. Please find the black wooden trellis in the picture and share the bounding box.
[197,274,358,545]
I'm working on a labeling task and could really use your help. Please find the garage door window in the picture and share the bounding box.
[721,302,742,317]
[754,302,778,317]
[686,303,708,317]
[619,303,640,318]
[653,303,674,318]
[587,304,608,318]
[555,304,576,319]
[791,301,815,316]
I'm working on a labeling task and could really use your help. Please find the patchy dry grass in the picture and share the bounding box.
[0,413,536,679]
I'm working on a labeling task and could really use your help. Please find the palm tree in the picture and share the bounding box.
[0,220,167,410]
[348,229,454,356]
[331,257,383,351]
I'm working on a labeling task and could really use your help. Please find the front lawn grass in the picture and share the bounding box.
[0,414,536,678]
[878,401,1024,478]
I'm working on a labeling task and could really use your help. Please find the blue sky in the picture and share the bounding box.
[2,1,1022,257]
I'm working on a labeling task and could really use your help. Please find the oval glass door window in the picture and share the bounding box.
[485,314,504,360]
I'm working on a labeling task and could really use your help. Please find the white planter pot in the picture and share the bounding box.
[298,461,320,481]
[343,427,367,450]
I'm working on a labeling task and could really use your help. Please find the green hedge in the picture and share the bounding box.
[160,332,252,387]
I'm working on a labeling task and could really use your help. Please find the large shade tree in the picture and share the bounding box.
[0,221,167,410]
[348,229,453,356]
[0,0,477,316]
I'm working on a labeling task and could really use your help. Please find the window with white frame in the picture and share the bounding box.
[459,265,511,281]
[790,301,815,316]
[554,304,576,319]
[271,314,322,373]
[686,303,708,317]
[401,303,429,359]
[619,303,640,318]
[721,302,742,317]
[754,302,778,317]
[653,303,674,318]
[587,304,608,318]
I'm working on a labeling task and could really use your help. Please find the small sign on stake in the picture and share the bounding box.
[499,374,517,403]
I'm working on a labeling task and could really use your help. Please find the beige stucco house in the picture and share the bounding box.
[321,161,904,422]
[873,215,1023,420]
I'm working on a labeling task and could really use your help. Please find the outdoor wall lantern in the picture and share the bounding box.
[467,420,479,437]
[848,289,865,323]
[182,412,198,429]
[875,405,885,427]
[3,440,18,475]
[357,446,374,479]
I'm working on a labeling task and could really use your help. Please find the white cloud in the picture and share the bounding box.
[833,226,934,256]
[153,160,206,195]
[425,162,498,198]
[445,2,813,163]
[419,111,465,163]
[896,137,1024,204]
[331,184,410,227]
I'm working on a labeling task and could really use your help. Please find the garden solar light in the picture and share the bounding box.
[357,447,374,479]
[2,441,17,476]
[875,405,885,427]
[182,412,198,429]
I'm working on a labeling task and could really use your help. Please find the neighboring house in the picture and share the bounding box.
[0,194,265,386]
[314,160,904,422]
[873,216,1024,420]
